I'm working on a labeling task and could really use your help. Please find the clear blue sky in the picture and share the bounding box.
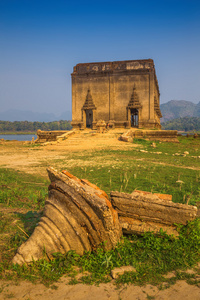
[0,0,200,117]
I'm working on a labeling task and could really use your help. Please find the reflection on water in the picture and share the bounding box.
[0,134,37,141]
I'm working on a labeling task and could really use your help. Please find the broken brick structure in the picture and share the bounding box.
[71,59,162,130]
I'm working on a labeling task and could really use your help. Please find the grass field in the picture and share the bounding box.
[0,135,200,288]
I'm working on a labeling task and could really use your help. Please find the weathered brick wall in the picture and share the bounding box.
[71,59,161,129]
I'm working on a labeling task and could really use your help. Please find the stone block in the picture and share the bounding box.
[111,266,136,279]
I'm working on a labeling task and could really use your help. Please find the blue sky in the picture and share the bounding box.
[0,0,200,117]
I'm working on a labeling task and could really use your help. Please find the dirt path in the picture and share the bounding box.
[1,279,200,300]
[0,130,138,177]
[1,130,199,177]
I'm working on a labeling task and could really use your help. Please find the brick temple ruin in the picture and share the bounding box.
[36,59,179,143]
[71,59,162,130]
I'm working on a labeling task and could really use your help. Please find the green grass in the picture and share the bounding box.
[66,164,200,205]
[1,220,200,287]
[0,136,200,287]
[0,170,48,272]
[0,168,49,209]
[58,137,200,206]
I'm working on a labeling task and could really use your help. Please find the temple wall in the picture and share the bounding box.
[71,59,160,129]
[72,76,110,122]
[112,73,150,123]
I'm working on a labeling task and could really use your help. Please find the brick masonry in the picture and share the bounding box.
[71,59,162,130]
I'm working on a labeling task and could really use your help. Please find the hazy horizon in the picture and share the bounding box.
[0,99,199,122]
[0,99,200,116]
[1,0,200,116]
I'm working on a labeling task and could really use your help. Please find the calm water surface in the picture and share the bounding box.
[0,134,37,141]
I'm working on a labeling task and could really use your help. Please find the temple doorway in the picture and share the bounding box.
[86,109,93,128]
[131,108,139,127]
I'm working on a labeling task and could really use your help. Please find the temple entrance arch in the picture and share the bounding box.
[81,89,96,129]
[131,108,139,127]
[127,85,142,128]
[86,109,93,128]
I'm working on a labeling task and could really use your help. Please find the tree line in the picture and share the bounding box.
[0,120,72,132]
[161,117,200,131]
[1,117,199,132]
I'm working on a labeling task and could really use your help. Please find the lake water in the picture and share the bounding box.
[0,134,37,141]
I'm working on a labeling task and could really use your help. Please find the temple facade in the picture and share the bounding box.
[71,59,162,130]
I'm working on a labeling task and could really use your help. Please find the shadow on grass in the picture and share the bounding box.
[15,210,43,236]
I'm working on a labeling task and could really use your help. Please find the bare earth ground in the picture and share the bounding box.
[1,279,200,300]
[0,129,200,299]
[0,130,138,177]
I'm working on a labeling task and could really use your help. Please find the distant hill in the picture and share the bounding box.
[0,109,72,122]
[160,100,200,123]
